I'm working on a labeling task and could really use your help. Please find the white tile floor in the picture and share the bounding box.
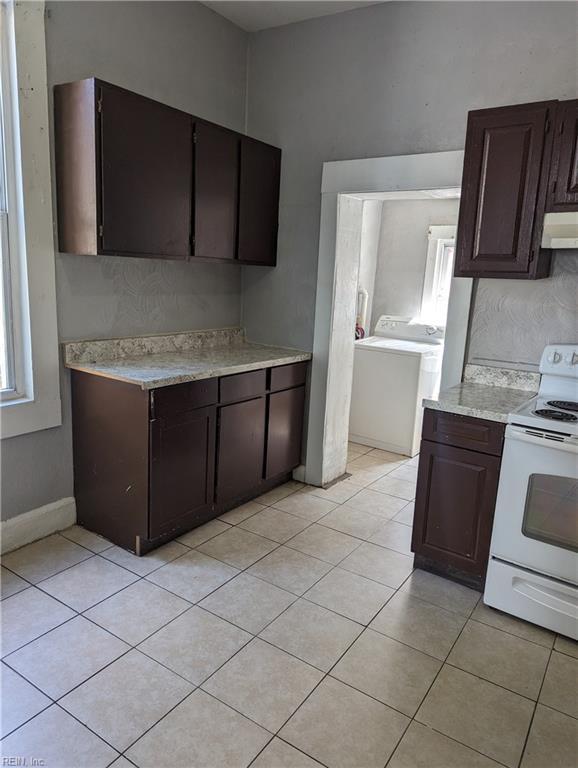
[1,443,577,768]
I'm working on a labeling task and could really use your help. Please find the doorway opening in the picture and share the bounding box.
[302,151,470,487]
[348,191,470,459]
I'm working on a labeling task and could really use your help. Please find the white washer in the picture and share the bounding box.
[349,316,444,457]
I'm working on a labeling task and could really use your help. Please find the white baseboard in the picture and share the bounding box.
[348,433,414,457]
[292,464,306,483]
[1,497,76,554]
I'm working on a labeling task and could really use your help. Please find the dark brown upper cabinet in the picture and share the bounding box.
[454,101,556,279]
[193,121,239,261]
[55,78,282,265]
[55,79,192,258]
[238,136,281,266]
[547,99,578,212]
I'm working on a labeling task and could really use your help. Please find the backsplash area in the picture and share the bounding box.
[467,252,578,371]
[463,364,540,392]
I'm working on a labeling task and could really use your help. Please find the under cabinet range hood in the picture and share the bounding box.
[541,212,578,249]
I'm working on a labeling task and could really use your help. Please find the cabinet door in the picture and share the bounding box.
[194,121,239,260]
[216,397,266,503]
[237,137,281,265]
[98,83,192,258]
[149,406,216,539]
[547,100,578,212]
[266,386,305,479]
[454,101,555,279]
[412,439,500,578]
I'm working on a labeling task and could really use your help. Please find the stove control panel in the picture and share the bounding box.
[540,345,578,377]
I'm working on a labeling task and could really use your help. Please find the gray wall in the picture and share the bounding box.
[4,1,577,521]
[242,1,578,357]
[371,199,459,329]
[1,1,248,520]
[468,254,578,369]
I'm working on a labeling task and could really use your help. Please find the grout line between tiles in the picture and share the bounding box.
[4,458,575,767]
[1,549,98,588]
[442,658,547,706]
[250,735,331,768]
[468,614,556,650]
[515,641,556,768]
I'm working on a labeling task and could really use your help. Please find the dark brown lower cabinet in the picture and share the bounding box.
[72,372,150,553]
[266,386,305,479]
[150,405,216,539]
[216,397,266,504]
[72,361,308,554]
[412,409,504,590]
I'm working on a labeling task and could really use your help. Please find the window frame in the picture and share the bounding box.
[420,224,457,327]
[0,0,61,439]
[1,0,29,404]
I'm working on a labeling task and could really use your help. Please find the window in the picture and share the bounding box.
[0,0,61,438]
[0,0,24,398]
[419,225,456,327]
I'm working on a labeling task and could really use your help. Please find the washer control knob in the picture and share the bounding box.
[547,350,562,365]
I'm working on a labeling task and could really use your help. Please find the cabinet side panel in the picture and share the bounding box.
[71,371,149,550]
[54,79,98,255]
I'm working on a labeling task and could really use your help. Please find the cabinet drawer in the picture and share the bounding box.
[269,362,308,392]
[422,409,504,456]
[220,369,266,404]
[151,378,218,418]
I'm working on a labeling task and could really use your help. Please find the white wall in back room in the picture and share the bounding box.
[370,198,459,330]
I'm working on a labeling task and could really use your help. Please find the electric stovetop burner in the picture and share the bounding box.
[534,408,578,422]
[547,400,578,412]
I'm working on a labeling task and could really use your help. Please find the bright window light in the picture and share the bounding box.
[420,225,457,328]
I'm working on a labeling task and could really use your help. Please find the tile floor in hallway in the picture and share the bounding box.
[1,443,577,768]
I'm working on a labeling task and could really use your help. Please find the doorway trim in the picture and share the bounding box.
[302,150,465,487]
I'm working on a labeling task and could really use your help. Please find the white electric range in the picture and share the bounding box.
[484,344,578,639]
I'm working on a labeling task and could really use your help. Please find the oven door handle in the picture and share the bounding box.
[506,425,578,454]
[512,576,578,614]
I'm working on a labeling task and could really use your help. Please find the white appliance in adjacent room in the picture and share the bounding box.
[349,316,444,457]
[485,344,578,639]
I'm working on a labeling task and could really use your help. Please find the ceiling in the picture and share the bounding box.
[203,1,383,32]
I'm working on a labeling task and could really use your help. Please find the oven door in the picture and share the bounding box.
[490,424,578,585]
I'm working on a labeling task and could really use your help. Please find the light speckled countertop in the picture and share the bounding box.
[65,343,312,389]
[423,382,534,423]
